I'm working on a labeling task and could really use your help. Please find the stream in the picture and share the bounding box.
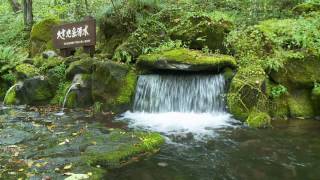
[110,118,320,180]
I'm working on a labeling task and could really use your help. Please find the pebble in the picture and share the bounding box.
[157,162,168,167]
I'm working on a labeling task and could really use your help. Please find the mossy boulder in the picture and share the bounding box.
[311,86,320,115]
[246,111,271,128]
[227,65,268,120]
[30,18,60,57]
[16,76,54,105]
[92,61,137,113]
[15,63,40,80]
[0,81,9,100]
[269,95,290,119]
[137,48,236,72]
[269,58,320,89]
[293,2,320,14]
[170,12,233,52]
[288,90,314,118]
[113,19,168,63]
[65,74,93,108]
[83,130,164,168]
[65,58,97,80]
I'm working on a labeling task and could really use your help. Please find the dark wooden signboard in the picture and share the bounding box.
[52,18,96,57]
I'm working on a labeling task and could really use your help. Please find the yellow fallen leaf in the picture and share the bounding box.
[18,168,24,172]
[64,164,72,170]
[87,172,92,176]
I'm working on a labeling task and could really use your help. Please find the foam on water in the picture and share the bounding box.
[118,74,236,140]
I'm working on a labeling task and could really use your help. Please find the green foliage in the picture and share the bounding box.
[0,46,27,75]
[270,85,287,98]
[227,14,320,71]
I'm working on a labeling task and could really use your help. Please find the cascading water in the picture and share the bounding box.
[119,74,235,140]
[133,75,226,113]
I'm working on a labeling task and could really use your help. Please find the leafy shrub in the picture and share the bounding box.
[271,85,287,98]
[0,46,27,75]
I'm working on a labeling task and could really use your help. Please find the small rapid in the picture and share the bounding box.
[119,74,236,140]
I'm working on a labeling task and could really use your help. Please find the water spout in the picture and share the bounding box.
[55,83,80,116]
[2,82,22,106]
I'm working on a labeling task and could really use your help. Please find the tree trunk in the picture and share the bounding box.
[8,0,21,13]
[23,0,33,30]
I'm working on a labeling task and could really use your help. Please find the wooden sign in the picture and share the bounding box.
[52,18,96,57]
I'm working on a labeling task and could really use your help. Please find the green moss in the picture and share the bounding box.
[169,12,233,52]
[288,90,314,118]
[138,48,236,70]
[246,111,271,128]
[269,95,290,119]
[312,86,320,115]
[31,18,60,42]
[293,2,320,14]
[33,83,54,101]
[227,65,268,120]
[3,88,16,105]
[65,58,96,79]
[82,130,164,168]
[115,70,137,105]
[15,63,40,80]
[66,91,77,108]
[50,82,72,105]
[30,18,60,56]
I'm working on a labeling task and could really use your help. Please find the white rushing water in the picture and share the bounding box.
[118,74,236,140]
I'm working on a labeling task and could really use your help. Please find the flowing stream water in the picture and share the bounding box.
[115,74,320,179]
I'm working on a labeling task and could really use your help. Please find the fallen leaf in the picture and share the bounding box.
[63,164,72,170]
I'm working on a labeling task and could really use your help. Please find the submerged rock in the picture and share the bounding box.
[137,48,236,72]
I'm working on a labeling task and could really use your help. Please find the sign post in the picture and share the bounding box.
[52,17,96,57]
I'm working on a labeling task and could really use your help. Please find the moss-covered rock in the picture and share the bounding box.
[246,111,271,128]
[92,61,137,113]
[170,12,233,52]
[311,86,320,115]
[137,48,236,72]
[227,65,268,120]
[0,81,9,100]
[83,130,164,168]
[293,1,320,14]
[16,76,54,105]
[65,58,97,80]
[30,18,60,57]
[269,58,320,89]
[15,63,40,80]
[288,90,314,118]
[113,19,168,63]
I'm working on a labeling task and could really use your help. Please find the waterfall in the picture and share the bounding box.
[133,74,226,113]
[119,74,234,140]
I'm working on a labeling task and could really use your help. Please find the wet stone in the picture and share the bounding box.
[0,128,32,145]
